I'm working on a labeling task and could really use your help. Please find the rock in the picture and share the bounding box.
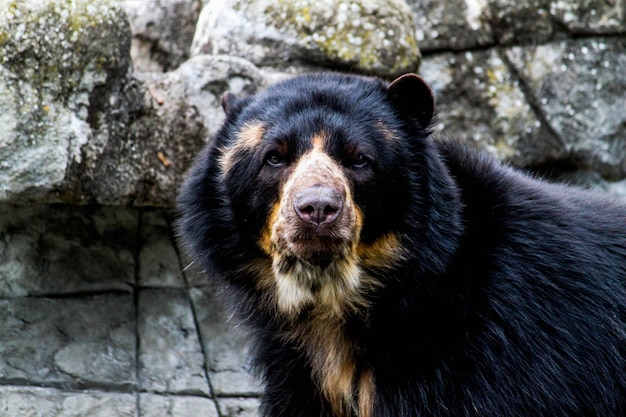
[138,288,210,395]
[0,0,132,204]
[420,50,562,168]
[138,209,185,287]
[121,0,202,72]
[506,38,626,178]
[218,397,261,417]
[130,54,267,206]
[0,294,136,389]
[0,387,223,417]
[489,0,553,45]
[407,0,554,50]
[419,35,626,187]
[139,394,220,417]
[409,0,626,50]
[406,0,494,51]
[191,0,420,78]
[550,0,626,34]
[0,0,265,207]
[54,342,135,384]
[1,0,624,206]
[0,386,136,417]
[0,204,137,297]
[189,287,263,396]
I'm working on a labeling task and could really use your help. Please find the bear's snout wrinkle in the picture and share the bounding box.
[294,185,343,226]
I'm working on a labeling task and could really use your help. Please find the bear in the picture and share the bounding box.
[176,72,626,417]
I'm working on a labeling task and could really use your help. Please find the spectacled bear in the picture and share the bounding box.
[176,72,626,417]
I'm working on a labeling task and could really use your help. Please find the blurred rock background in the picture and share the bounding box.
[0,0,624,416]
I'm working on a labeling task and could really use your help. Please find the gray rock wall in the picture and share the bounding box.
[1,0,625,206]
[0,205,263,416]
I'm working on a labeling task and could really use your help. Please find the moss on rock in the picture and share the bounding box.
[0,0,130,99]
[192,0,420,78]
[265,0,420,76]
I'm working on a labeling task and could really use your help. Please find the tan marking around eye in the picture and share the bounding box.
[219,121,265,175]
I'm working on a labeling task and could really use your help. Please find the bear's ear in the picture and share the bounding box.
[221,91,241,117]
[386,73,435,129]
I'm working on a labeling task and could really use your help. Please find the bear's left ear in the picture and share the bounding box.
[221,91,241,117]
[386,73,435,129]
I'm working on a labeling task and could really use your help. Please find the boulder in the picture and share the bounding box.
[123,54,266,206]
[409,0,626,51]
[0,0,265,206]
[550,0,625,34]
[507,38,626,179]
[0,0,132,203]
[420,50,563,167]
[1,0,625,206]
[406,0,494,51]
[191,0,421,78]
[121,0,202,72]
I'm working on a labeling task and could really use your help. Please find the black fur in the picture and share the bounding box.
[177,72,626,417]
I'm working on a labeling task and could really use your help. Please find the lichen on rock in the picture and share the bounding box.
[550,0,625,34]
[0,0,130,106]
[191,0,420,78]
[0,0,131,202]
[265,0,420,76]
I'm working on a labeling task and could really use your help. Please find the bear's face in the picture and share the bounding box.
[220,121,363,268]
[221,120,369,315]
[259,131,361,267]
[195,73,435,316]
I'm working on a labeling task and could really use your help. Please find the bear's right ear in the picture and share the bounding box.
[221,91,241,117]
[386,73,435,130]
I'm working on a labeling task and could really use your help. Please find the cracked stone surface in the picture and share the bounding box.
[505,38,626,178]
[138,288,209,395]
[0,294,136,389]
[218,397,262,417]
[0,386,136,417]
[0,204,261,416]
[121,0,202,72]
[139,393,220,417]
[139,209,185,288]
[2,0,625,206]
[191,0,420,77]
[190,287,264,397]
[0,205,136,297]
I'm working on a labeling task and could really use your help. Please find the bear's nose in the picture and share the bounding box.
[294,186,343,225]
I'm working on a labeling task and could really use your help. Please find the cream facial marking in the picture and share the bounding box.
[219,121,265,176]
[251,134,379,417]
[262,133,372,316]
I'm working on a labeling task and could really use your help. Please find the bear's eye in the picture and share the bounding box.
[349,154,370,169]
[264,151,285,167]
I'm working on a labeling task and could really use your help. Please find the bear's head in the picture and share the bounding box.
[179,73,446,317]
